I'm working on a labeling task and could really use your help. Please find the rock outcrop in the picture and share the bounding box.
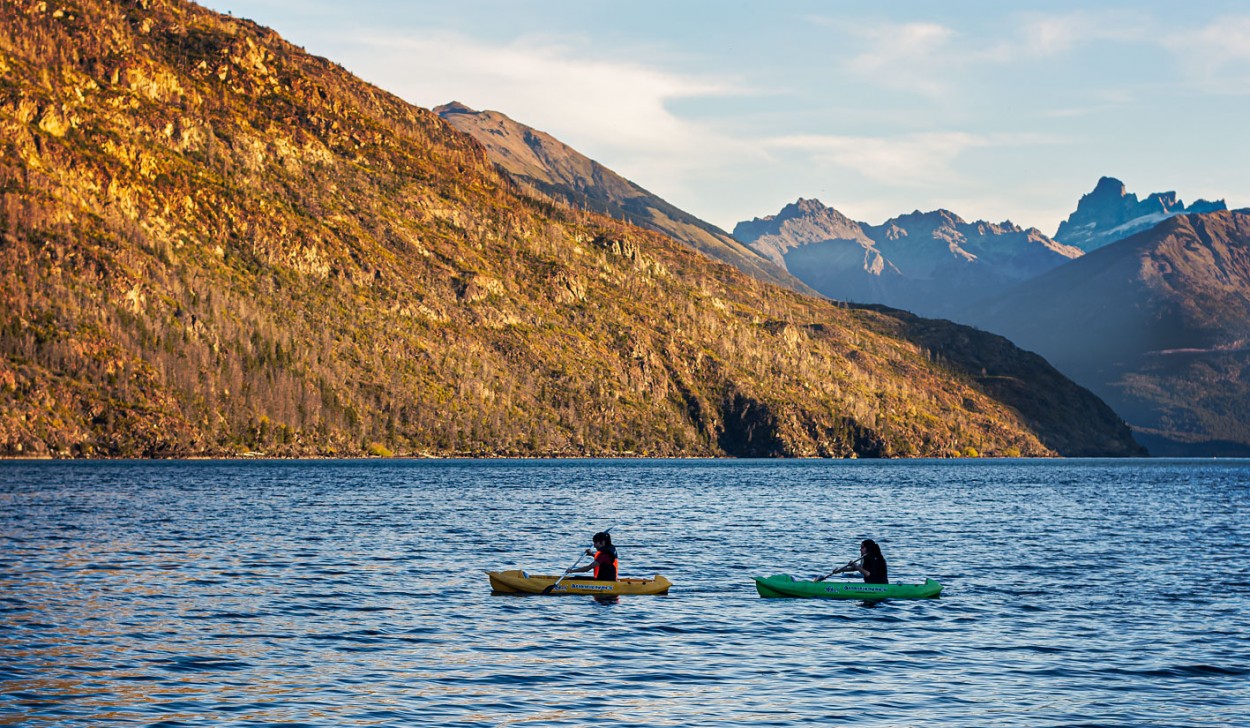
[1054,176,1228,252]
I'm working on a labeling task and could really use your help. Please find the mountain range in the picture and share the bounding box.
[728,181,1250,456]
[451,102,1250,462]
[0,0,1142,458]
[732,199,1082,319]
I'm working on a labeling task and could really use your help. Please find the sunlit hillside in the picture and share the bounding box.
[0,0,1141,457]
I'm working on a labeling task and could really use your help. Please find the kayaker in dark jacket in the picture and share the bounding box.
[565,531,618,581]
[817,539,888,584]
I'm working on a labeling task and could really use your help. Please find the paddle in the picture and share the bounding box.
[541,552,588,595]
[815,556,863,582]
[541,527,613,595]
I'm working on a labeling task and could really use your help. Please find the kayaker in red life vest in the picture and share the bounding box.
[817,539,888,584]
[565,531,618,581]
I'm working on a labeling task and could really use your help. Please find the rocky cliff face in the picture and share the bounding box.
[971,211,1250,455]
[0,0,1143,458]
[733,200,1081,319]
[1054,176,1228,252]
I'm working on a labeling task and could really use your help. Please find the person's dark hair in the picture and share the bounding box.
[593,531,612,547]
[861,539,882,557]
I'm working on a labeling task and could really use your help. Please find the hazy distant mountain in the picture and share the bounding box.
[970,211,1250,456]
[1054,176,1227,252]
[731,198,877,267]
[436,102,808,293]
[733,199,1081,319]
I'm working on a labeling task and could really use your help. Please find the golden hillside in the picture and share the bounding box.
[0,0,1141,457]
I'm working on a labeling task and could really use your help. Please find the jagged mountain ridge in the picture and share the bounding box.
[0,0,1143,458]
[435,102,809,294]
[1054,176,1228,252]
[731,198,877,268]
[970,211,1250,456]
[733,199,1081,319]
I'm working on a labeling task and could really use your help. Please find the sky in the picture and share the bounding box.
[202,1,1250,235]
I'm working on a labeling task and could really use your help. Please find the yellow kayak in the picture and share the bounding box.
[487,570,672,596]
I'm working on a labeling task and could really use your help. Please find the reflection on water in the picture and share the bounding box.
[1,458,1248,726]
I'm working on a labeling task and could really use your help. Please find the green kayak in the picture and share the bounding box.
[754,574,942,600]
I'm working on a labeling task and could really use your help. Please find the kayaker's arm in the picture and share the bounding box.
[565,549,600,574]
[817,558,864,581]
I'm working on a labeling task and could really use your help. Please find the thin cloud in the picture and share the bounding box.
[332,28,762,208]
[1043,90,1136,118]
[836,12,1151,95]
[1015,15,1086,56]
[343,30,743,157]
[843,22,959,96]
[764,131,1057,188]
[1164,15,1250,92]
[999,11,1149,59]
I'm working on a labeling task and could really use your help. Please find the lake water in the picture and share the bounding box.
[1,459,1247,726]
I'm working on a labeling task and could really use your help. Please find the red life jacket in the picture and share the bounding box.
[593,549,619,581]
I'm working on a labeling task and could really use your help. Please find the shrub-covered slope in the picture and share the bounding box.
[0,0,1141,457]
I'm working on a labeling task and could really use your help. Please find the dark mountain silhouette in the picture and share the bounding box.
[733,199,1081,319]
[436,102,809,293]
[0,0,1145,458]
[970,211,1250,456]
[1054,176,1227,253]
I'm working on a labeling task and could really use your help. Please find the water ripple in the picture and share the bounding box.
[1,459,1247,726]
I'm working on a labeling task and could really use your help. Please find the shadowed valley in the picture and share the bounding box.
[970,211,1250,456]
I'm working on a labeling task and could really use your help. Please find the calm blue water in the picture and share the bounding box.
[1,459,1248,726]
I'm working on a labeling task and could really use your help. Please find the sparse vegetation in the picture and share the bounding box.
[0,0,1143,458]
